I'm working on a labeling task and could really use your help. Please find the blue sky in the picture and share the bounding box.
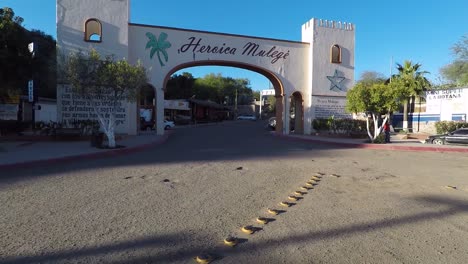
[2,0,467,91]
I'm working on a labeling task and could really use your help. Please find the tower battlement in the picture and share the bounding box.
[302,18,354,31]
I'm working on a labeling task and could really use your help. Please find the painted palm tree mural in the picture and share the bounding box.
[145,32,171,66]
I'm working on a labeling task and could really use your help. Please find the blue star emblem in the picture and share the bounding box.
[327,69,346,92]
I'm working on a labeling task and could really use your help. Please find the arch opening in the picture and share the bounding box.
[290,91,304,134]
[160,61,285,133]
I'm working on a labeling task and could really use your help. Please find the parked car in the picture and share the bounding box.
[267,117,295,131]
[268,117,276,130]
[425,128,468,145]
[237,115,256,121]
[164,119,175,130]
[140,118,175,130]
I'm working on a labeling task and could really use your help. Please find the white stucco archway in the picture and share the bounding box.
[56,0,355,136]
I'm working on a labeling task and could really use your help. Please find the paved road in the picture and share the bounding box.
[1,121,468,263]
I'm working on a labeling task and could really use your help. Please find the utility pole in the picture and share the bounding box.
[28,42,36,130]
[234,88,238,119]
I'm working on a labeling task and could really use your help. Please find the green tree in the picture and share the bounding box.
[165,72,195,99]
[63,49,148,148]
[346,82,402,143]
[0,7,28,102]
[440,35,468,86]
[390,61,431,132]
[359,71,386,85]
[0,7,56,102]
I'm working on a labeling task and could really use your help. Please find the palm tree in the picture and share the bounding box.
[390,61,431,132]
[145,32,171,66]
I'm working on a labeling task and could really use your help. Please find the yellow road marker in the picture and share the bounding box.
[279,201,291,207]
[256,217,269,224]
[223,237,238,247]
[300,186,312,191]
[241,225,255,234]
[294,191,305,196]
[195,254,214,264]
[268,208,279,215]
[288,195,298,201]
[445,185,457,190]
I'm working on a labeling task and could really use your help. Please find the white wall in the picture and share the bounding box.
[302,18,355,131]
[35,102,57,122]
[56,0,137,135]
[128,24,310,134]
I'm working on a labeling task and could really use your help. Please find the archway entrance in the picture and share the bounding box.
[56,0,355,136]
[290,92,304,133]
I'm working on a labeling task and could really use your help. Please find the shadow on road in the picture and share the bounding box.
[2,195,466,264]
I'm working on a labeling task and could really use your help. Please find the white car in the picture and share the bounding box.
[237,115,256,121]
[164,120,175,130]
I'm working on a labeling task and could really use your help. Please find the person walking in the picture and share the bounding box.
[383,121,391,143]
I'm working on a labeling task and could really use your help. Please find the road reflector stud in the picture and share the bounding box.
[311,177,321,181]
[330,173,341,177]
[301,186,312,191]
[316,172,325,176]
[195,254,214,263]
[268,208,279,215]
[294,191,304,196]
[224,237,238,247]
[445,185,457,190]
[288,195,298,201]
[279,201,291,207]
[241,225,255,234]
[305,182,315,187]
[256,217,269,224]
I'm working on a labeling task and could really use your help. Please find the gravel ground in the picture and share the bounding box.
[1,121,468,264]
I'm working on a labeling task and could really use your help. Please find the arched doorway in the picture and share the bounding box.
[139,84,156,131]
[163,60,285,133]
[290,92,304,134]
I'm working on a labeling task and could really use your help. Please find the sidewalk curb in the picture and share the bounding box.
[274,133,468,153]
[0,132,171,170]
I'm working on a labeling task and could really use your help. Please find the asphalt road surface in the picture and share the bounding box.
[1,121,468,264]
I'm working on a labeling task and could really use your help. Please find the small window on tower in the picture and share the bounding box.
[84,18,102,42]
[331,44,341,63]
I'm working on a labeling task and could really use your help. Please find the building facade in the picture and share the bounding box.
[56,0,355,135]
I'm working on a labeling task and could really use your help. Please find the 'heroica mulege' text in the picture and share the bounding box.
[178,37,290,64]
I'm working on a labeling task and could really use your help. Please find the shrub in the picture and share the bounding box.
[434,121,468,134]
[313,118,368,135]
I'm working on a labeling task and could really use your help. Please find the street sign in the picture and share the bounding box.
[28,80,34,102]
